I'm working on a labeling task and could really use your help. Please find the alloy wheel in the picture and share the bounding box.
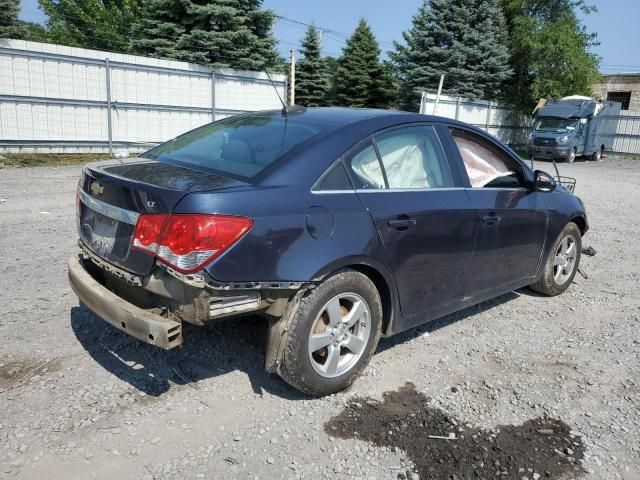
[308,293,371,378]
[553,234,578,285]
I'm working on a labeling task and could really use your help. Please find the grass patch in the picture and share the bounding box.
[0,153,112,168]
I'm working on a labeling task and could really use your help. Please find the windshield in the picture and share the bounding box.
[143,115,329,181]
[534,117,578,133]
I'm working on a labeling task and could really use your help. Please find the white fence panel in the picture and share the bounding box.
[0,39,286,153]
[421,93,530,147]
[421,92,640,155]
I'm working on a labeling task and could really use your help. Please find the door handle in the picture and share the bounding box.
[388,218,416,230]
[481,215,501,226]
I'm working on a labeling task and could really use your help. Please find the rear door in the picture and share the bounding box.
[446,127,548,294]
[344,124,477,322]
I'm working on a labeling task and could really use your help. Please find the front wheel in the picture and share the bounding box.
[530,222,582,296]
[566,148,576,163]
[277,270,382,396]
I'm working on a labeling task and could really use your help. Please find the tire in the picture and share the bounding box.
[277,269,382,396]
[591,147,603,162]
[530,222,582,296]
[566,148,576,164]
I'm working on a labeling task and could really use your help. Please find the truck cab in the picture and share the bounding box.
[526,97,621,163]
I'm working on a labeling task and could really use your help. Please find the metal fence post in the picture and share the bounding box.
[105,58,113,155]
[211,71,216,121]
[485,100,492,132]
[455,97,460,120]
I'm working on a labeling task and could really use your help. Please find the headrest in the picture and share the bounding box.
[221,140,254,164]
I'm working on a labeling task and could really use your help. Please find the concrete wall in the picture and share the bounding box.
[593,74,640,112]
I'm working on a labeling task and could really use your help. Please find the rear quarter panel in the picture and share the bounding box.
[173,186,394,285]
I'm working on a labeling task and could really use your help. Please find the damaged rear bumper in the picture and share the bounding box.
[68,253,183,349]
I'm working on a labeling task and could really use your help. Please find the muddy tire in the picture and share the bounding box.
[277,269,382,397]
[530,222,582,296]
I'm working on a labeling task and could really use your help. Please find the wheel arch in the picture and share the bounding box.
[312,257,399,337]
[570,215,588,235]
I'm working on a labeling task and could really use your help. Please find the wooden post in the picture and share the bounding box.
[289,49,296,106]
[433,74,445,115]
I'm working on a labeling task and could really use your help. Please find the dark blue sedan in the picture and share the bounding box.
[68,107,588,396]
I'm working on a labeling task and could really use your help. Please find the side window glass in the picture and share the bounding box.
[347,143,386,190]
[374,126,453,189]
[450,129,524,189]
[312,161,353,191]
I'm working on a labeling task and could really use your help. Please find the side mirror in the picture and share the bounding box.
[534,170,556,192]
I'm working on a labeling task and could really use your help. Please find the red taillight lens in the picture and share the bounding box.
[131,214,252,274]
[132,214,166,251]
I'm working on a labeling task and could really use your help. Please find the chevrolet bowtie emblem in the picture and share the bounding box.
[90,181,104,195]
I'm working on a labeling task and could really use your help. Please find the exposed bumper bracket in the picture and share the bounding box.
[68,253,182,349]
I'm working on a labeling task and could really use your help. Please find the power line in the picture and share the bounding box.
[274,14,395,49]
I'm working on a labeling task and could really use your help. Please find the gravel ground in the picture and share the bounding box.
[0,158,638,480]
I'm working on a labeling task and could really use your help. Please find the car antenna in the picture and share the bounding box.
[264,68,288,116]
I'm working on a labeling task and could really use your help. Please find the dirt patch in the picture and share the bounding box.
[0,356,62,389]
[0,153,114,168]
[325,383,586,480]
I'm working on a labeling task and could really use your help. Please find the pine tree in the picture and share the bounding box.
[334,19,395,108]
[0,0,21,38]
[295,24,329,107]
[132,0,279,70]
[39,0,141,52]
[390,0,511,110]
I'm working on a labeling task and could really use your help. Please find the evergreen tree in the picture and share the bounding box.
[334,19,395,108]
[0,0,21,38]
[323,56,340,105]
[39,0,141,52]
[132,0,279,70]
[390,0,511,110]
[502,0,600,114]
[295,24,329,107]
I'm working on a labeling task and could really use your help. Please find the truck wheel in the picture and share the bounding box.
[591,147,603,162]
[278,270,382,396]
[530,222,582,296]
[566,148,576,163]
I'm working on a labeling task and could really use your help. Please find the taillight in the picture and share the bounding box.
[131,214,253,274]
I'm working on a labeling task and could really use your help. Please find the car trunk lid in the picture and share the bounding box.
[78,158,247,275]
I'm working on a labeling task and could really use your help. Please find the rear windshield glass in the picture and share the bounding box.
[143,115,330,180]
[534,117,578,133]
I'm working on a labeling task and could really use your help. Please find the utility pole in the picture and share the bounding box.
[289,49,296,105]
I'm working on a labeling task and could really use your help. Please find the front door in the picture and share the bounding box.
[344,125,477,321]
[447,127,548,295]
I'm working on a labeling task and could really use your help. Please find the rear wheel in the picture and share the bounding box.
[530,222,582,296]
[591,147,603,162]
[278,270,382,396]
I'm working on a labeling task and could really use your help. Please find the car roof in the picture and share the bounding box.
[244,106,475,131]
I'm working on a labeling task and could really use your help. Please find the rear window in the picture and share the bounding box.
[143,115,329,180]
